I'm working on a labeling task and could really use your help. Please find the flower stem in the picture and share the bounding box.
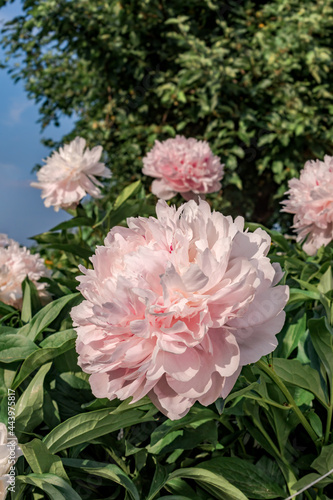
[256,359,319,448]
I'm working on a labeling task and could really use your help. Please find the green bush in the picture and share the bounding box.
[1,0,333,224]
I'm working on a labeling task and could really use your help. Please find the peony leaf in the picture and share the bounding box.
[0,333,39,363]
[198,457,286,499]
[18,293,80,341]
[49,216,94,232]
[43,406,158,454]
[15,362,52,435]
[12,329,76,389]
[311,444,333,475]
[271,358,328,408]
[16,473,81,500]
[61,458,140,500]
[276,313,307,358]
[21,277,42,323]
[21,439,70,482]
[308,317,333,381]
[113,180,141,211]
[167,467,249,500]
[146,460,169,500]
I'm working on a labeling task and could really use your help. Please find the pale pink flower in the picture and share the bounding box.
[0,423,22,500]
[31,137,111,211]
[71,200,288,420]
[281,155,333,255]
[0,242,50,309]
[0,235,14,248]
[142,135,224,200]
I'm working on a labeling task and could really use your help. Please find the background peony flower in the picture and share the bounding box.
[281,155,333,255]
[0,241,50,309]
[0,423,22,500]
[142,135,224,200]
[31,137,112,211]
[0,235,14,248]
[71,200,289,420]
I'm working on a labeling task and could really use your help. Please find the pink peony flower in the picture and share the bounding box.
[0,241,50,309]
[281,155,333,255]
[142,135,224,200]
[0,234,14,248]
[71,200,288,420]
[31,137,111,211]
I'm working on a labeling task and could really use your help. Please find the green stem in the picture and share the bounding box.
[256,360,319,448]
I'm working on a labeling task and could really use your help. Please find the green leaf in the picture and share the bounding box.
[308,317,333,381]
[15,362,51,435]
[21,439,69,482]
[146,460,169,500]
[21,277,42,323]
[12,330,77,389]
[62,458,140,500]
[291,473,333,492]
[167,468,249,500]
[16,473,81,500]
[0,334,39,363]
[311,444,333,475]
[44,405,158,453]
[113,180,141,211]
[199,457,286,499]
[147,407,217,454]
[45,243,93,261]
[271,358,328,408]
[318,266,333,294]
[278,313,307,358]
[158,497,193,500]
[288,288,321,305]
[50,217,94,232]
[18,294,80,341]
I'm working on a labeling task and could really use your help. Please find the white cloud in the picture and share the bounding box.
[6,99,34,125]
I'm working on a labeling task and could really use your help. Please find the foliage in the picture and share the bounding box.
[0,183,333,499]
[1,0,333,224]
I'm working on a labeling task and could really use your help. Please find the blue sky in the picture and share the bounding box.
[0,3,73,246]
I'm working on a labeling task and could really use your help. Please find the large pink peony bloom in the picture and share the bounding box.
[142,135,224,200]
[0,240,50,309]
[281,155,333,255]
[71,200,288,420]
[31,137,112,211]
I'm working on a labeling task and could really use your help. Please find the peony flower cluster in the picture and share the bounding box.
[31,137,111,211]
[71,200,288,420]
[0,236,50,309]
[142,135,224,201]
[281,155,333,255]
[0,423,22,500]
